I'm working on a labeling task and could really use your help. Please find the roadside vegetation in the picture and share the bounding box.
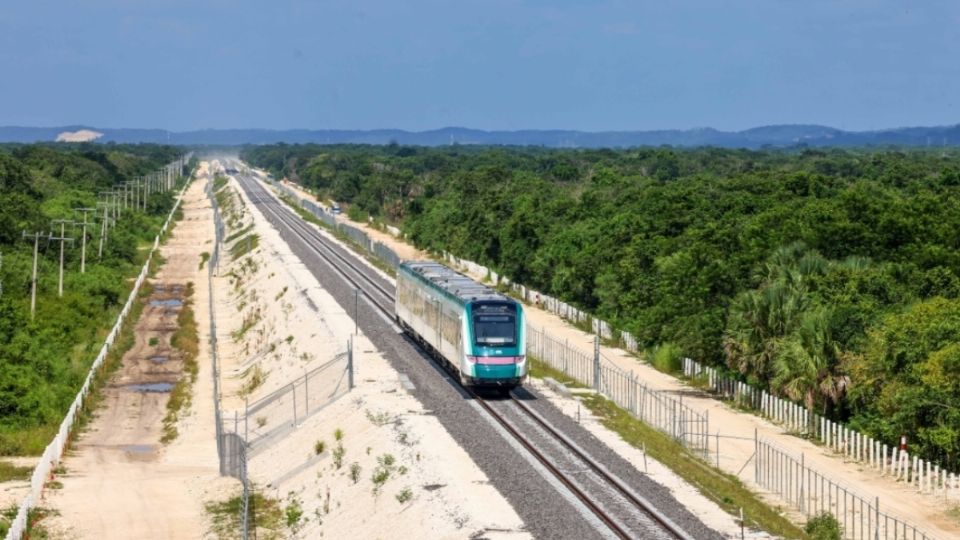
[0,143,190,455]
[244,144,960,469]
[163,282,199,443]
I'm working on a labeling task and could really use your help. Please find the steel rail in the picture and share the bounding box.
[508,394,695,540]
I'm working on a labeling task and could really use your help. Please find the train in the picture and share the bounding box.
[395,261,527,390]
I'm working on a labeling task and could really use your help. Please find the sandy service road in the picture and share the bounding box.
[43,174,226,538]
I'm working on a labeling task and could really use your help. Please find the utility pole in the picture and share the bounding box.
[22,231,46,320]
[96,201,112,260]
[49,220,75,297]
[74,208,96,273]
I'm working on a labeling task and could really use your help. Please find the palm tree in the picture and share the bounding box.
[772,308,849,426]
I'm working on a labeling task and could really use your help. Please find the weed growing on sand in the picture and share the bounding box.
[274,286,288,301]
[805,512,842,540]
[314,440,326,455]
[0,505,58,538]
[206,489,282,540]
[285,335,294,344]
[332,444,345,469]
[349,463,361,484]
[371,454,397,496]
[199,251,210,270]
[163,292,200,443]
[231,309,262,341]
[239,364,267,397]
[149,337,159,347]
[365,410,392,426]
[0,461,32,482]
[256,416,267,428]
[395,487,412,504]
[334,428,344,442]
[284,493,305,534]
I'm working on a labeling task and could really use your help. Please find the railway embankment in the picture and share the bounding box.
[204,168,529,539]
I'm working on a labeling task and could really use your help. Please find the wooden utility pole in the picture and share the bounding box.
[74,208,96,273]
[22,231,46,320]
[49,220,75,297]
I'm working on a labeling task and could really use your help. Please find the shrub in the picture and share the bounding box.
[650,342,683,374]
[804,512,842,540]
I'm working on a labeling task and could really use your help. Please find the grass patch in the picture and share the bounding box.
[162,283,199,444]
[229,234,260,260]
[206,488,283,540]
[224,224,255,245]
[649,342,683,374]
[528,359,807,540]
[213,175,229,192]
[0,505,58,538]
[0,461,32,482]
[239,364,268,397]
[199,251,210,270]
[231,309,261,342]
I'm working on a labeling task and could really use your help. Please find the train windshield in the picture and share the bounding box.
[472,302,517,347]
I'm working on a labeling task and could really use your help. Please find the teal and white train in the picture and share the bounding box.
[395,261,527,390]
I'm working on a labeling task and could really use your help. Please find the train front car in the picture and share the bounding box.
[461,299,527,389]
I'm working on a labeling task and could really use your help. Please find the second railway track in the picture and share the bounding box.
[233,166,700,540]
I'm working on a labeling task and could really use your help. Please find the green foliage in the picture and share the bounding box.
[242,144,960,468]
[650,342,683,374]
[395,487,412,504]
[804,512,842,540]
[0,143,182,454]
[205,489,283,540]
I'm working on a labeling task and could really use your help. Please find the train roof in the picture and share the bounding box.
[400,261,514,304]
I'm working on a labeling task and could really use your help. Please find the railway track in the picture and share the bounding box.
[232,167,697,540]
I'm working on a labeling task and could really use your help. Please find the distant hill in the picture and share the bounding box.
[2,123,960,148]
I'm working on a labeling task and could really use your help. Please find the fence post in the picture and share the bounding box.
[593,336,600,391]
[754,428,759,483]
[348,336,354,390]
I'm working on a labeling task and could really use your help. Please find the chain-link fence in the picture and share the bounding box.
[5,161,190,540]
[756,439,936,540]
[224,350,353,456]
[265,179,405,270]
[683,357,960,503]
[527,326,710,457]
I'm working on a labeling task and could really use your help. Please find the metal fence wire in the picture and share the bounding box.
[756,439,936,540]
[526,326,710,457]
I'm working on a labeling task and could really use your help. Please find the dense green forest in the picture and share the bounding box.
[0,143,187,453]
[242,143,960,468]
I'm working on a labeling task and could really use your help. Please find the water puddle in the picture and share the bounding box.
[149,299,183,307]
[148,355,169,364]
[121,444,156,455]
[122,382,174,393]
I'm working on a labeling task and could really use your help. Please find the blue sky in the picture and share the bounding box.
[1,0,958,131]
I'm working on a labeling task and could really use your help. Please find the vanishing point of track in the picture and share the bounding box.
[235,170,695,540]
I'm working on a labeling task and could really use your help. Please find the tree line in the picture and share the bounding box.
[0,143,187,453]
[242,143,960,468]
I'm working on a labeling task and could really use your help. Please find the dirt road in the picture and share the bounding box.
[44,179,225,539]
